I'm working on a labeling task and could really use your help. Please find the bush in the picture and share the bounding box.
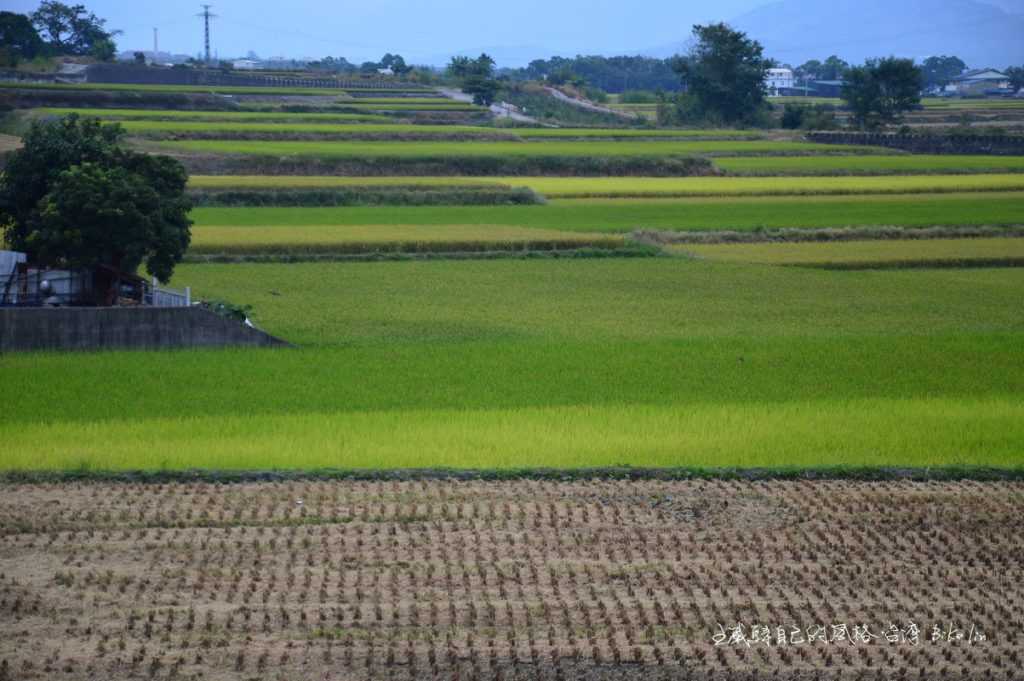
[780,103,838,131]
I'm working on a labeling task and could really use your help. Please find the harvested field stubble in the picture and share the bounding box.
[0,480,1020,680]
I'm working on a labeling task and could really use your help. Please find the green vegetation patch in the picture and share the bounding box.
[159,138,885,158]
[717,155,1024,175]
[3,259,1022,470]
[188,174,1024,198]
[190,192,1024,234]
[187,224,620,255]
[676,237,1024,267]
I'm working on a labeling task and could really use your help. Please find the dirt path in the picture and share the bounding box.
[544,86,635,119]
[439,87,540,124]
[0,478,1019,680]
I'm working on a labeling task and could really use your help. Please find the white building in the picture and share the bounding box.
[945,69,1010,95]
[765,68,795,96]
[232,59,261,71]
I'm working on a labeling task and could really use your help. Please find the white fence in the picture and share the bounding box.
[148,277,191,308]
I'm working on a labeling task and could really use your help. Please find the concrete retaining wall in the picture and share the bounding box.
[807,132,1024,156]
[0,306,288,352]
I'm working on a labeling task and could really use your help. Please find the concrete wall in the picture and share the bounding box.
[807,132,1024,156]
[0,306,288,352]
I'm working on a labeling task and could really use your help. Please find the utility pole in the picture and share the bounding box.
[197,5,217,64]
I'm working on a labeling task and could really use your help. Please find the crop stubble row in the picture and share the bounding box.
[0,479,1021,680]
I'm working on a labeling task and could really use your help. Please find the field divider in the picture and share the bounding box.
[4,465,1022,484]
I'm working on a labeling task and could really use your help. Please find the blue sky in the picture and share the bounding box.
[4,0,766,64]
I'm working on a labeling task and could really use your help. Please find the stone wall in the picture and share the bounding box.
[807,132,1024,156]
[0,306,288,352]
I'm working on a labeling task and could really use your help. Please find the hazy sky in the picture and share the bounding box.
[4,0,768,63]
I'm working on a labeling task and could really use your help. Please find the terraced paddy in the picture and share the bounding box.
[676,237,1024,267]
[188,193,1024,241]
[189,173,1024,197]
[716,154,1024,174]
[159,138,884,158]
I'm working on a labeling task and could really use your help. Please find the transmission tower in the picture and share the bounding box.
[197,5,217,63]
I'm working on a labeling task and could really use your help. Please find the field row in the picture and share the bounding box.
[1,479,1019,680]
[0,80,432,97]
[189,173,1024,197]
[186,192,1024,238]
[157,138,879,157]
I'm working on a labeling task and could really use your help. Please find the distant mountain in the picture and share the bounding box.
[725,0,1024,69]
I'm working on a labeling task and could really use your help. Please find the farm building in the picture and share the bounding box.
[946,69,1011,95]
[0,250,189,308]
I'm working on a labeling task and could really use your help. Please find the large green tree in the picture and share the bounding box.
[0,114,192,283]
[671,23,771,124]
[448,53,500,106]
[841,58,923,129]
[30,1,119,59]
[0,11,44,66]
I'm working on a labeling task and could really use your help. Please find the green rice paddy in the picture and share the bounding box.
[189,192,1024,236]
[3,260,1022,470]
[160,138,884,158]
[6,92,1024,474]
[676,237,1024,266]
[717,155,1024,175]
[189,173,1024,197]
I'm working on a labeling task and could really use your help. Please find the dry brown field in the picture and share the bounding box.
[1,479,1021,681]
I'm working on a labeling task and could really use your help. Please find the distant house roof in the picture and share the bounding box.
[951,69,1007,82]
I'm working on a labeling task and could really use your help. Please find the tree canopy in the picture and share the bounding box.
[1007,66,1024,94]
[796,55,849,81]
[0,115,192,283]
[30,1,119,60]
[0,11,44,66]
[671,23,771,125]
[841,58,923,129]
[921,55,967,90]
[448,54,500,106]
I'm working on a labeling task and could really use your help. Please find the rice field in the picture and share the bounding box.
[189,173,1024,197]
[159,138,886,158]
[0,80,355,96]
[2,479,1021,681]
[188,192,1024,235]
[676,237,1024,266]
[116,120,764,139]
[717,154,1024,174]
[36,107,394,123]
[188,224,624,255]
[2,259,1023,470]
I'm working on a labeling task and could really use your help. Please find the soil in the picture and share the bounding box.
[0,479,1020,680]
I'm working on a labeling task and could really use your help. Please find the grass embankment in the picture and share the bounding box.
[2,260,1022,470]
[676,237,1024,267]
[717,155,1024,175]
[188,193,1024,245]
[189,173,1024,198]
[158,138,885,158]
